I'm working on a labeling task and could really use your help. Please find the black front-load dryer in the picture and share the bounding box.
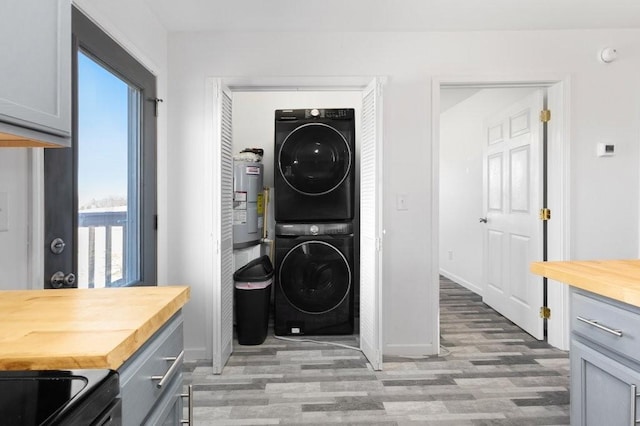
[275,108,355,222]
[275,222,354,335]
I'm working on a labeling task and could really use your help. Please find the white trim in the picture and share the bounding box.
[430,81,441,355]
[28,149,45,290]
[205,75,386,369]
[546,78,572,351]
[72,0,161,77]
[384,343,437,357]
[223,76,377,91]
[431,73,571,351]
[204,78,216,363]
[439,269,483,295]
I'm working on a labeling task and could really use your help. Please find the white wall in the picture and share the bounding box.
[439,88,536,294]
[0,149,30,289]
[4,15,637,359]
[168,29,640,357]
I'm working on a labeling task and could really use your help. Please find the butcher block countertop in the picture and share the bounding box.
[0,286,190,371]
[531,259,640,307]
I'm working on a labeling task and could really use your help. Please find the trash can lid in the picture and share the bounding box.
[233,255,274,282]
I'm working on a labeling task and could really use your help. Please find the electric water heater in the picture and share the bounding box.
[233,160,264,248]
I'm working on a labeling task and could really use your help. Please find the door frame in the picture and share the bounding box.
[431,74,571,351]
[204,75,385,369]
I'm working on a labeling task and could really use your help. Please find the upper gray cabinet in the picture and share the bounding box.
[0,0,71,147]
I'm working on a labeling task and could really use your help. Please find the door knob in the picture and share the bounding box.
[479,217,488,223]
[50,271,77,289]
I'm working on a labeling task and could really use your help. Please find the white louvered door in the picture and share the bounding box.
[212,80,234,373]
[360,79,384,370]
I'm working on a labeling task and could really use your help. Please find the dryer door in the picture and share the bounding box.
[279,240,351,314]
[278,123,352,196]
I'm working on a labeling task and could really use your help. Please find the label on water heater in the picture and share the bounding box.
[246,166,261,175]
[234,210,247,224]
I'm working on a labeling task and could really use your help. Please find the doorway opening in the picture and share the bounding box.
[433,78,570,352]
[206,78,384,373]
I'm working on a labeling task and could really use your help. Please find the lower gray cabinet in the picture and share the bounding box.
[143,372,183,425]
[570,288,640,426]
[118,311,185,426]
[571,339,640,425]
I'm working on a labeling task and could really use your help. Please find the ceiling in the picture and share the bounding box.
[144,0,640,33]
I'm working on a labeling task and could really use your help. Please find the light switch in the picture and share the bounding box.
[396,194,408,211]
[0,192,7,232]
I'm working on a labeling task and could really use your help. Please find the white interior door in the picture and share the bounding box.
[212,80,234,373]
[482,89,544,340]
[360,78,384,370]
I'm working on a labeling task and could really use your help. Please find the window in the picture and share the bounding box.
[44,8,157,288]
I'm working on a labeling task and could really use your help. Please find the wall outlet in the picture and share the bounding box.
[0,192,7,232]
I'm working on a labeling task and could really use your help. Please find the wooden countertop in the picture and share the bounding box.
[531,259,640,307]
[0,286,190,371]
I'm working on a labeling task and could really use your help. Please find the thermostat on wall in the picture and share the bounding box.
[597,143,615,157]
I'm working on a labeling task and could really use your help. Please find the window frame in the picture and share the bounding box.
[72,7,157,286]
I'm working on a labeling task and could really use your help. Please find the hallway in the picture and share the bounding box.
[184,276,570,424]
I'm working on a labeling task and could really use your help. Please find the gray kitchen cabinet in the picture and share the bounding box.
[142,371,184,426]
[0,0,71,147]
[570,288,640,425]
[118,311,188,426]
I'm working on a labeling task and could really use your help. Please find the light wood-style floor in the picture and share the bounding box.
[183,276,570,425]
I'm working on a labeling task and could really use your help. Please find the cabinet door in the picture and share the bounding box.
[0,0,71,137]
[571,339,640,426]
[142,373,184,426]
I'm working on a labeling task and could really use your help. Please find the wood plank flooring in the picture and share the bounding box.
[183,276,570,424]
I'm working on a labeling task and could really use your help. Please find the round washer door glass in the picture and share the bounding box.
[279,241,351,314]
[278,123,352,196]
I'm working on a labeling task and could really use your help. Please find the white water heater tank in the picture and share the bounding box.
[233,160,264,248]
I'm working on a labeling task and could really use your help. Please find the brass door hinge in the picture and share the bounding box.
[540,109,551,123]
[540,306,551,319]
[539,208,551,221]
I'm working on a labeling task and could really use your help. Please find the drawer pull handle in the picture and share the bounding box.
[630,384,640,425]
[576,316,623,337]
[181,384,193,425]
[151,350,184,389]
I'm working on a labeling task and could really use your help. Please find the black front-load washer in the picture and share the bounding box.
[274,108,355,222]
[275,222,354,335]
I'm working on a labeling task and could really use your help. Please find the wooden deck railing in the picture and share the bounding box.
[78,210,127,288]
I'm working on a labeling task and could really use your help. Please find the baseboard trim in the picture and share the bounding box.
[439,269,483,296]
[384,343,438,357]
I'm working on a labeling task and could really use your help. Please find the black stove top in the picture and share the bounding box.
[0,369,119,425]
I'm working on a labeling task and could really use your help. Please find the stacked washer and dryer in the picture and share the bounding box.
[274,108,356,335]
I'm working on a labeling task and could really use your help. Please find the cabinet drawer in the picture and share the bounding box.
[119,312,184,426]
[571,289,640,363]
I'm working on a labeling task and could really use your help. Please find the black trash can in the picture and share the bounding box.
[234,255,274,345]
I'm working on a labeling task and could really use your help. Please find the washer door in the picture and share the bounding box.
[278,123,352,196]
[279,241,351,314]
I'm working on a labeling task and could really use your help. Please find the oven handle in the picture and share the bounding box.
[151,350,184,389]
[181,384,193,425]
